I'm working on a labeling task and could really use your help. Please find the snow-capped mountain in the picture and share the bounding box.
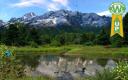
[9,10,111,27]
[22,12,36,20]
[9,12,36,24]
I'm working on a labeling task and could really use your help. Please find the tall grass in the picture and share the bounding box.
[17,76,54,80]
[78,62,128,80]
[88,70,115,80]
[12,45,128,58]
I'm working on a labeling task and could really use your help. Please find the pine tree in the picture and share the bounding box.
[95,29,110,45]
[5,24,20,46]
[29,28,41,45]
[110,35,124,47]
[123,12,128,45]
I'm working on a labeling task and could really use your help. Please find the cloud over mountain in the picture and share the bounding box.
[97,11,111,16]
[10,0,70,11]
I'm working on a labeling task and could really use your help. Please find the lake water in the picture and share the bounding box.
[20,55,117,80]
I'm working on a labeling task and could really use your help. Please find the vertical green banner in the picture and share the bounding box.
[109,2,126,37]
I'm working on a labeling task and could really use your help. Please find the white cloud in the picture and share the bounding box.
[10,0,70,11]
[97,11,111,16]
[52,0,68,6]
[48,0,70,11]
[11,0,45,8]
[48,3,59,11]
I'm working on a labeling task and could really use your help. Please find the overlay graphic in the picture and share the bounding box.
[109,2,126,37]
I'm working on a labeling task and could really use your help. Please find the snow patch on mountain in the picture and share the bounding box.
[8,10,111,27]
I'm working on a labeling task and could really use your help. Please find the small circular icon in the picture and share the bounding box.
[4,50,12,57]
[109,2,126,15]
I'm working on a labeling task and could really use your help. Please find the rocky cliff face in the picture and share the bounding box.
[8,10,111,28]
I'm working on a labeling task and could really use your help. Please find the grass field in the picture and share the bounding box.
[14,45,128,58]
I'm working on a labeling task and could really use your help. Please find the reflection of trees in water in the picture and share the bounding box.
[16,54,41,68]
[35,56,116,79]
[56,57,87,73]
[16,54,117,79]
[57,57,68,72]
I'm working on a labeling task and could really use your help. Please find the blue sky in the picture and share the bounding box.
[0,0,128,21]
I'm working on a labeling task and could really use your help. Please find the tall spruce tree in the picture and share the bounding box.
[123,12,128,45]
[29,28,41,45]
[95,29,110,45]
[5,24,20,46]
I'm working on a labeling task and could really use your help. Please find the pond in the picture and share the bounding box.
[16,54,117,80]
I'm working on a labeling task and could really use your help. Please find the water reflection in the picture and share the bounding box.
[26,55,117,80]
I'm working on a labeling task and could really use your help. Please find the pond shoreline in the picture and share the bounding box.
[14,45,128,58]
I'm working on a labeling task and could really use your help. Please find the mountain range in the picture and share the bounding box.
[0,10,111,28]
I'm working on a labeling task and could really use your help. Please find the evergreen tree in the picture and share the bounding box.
[110,35,124,47]
[5,24,20,46]
[0,26,6,44]
[123,12,128,45]
[95,29,110,45]
[81,32,95,44]
[29,28,41,45]
[15,22,28,46]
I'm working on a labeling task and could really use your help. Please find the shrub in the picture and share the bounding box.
[0,45,25,79]
[112,61,128,80]
[88,61,128,80]
[50,40,61,46]
[88,70,115,80]
[110,35,124,48]
[84,41,94,46]
[29,41,38,48]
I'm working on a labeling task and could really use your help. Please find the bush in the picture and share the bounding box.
[0,59,25,79]
[88,70,115,80]
[0,45,25,79]
[88,61,128,80]
[84,41,94,46]
[110,35,124,48]
[29,41,38,48]
[50,40,61,46]
[112,61,128,80]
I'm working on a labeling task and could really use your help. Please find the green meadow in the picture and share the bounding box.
[14,45,128,58]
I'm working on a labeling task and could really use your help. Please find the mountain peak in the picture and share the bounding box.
[22,12,36,20]
[8,10,111,27]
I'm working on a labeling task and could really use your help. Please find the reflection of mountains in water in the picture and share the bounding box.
[28,56,117,80]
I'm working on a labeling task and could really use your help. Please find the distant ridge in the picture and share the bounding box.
[1,10,111,28]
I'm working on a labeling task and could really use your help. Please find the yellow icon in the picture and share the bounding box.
[109,2,126,37]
